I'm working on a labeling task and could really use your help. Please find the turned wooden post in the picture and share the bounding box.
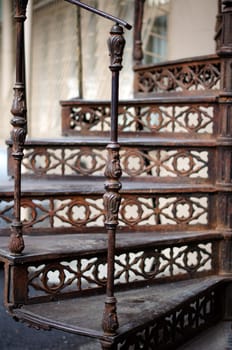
[9,0,28,255]
[216,0,232,274]
[215,0,222,51]
[102,23,125,336]
[133,0,146,65]
[64,0,131,339]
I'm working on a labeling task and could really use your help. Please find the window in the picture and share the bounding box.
[143,0,170,64]
[0,0,2,23]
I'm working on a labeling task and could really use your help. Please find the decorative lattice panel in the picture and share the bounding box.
[118,287,221,349]
[134,57,221,94]
[19,146,211,179]
[27,241,215,300]
[65,103,215,134]
[0,193,212,231]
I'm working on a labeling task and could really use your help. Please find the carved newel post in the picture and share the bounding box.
[102,24,125,337]
[9,0,28,255]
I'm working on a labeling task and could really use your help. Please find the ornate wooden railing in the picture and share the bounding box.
[61,96,218,136]
[7,139,215,180]
[133,55,221,95]
[0,188,219,235]
[6,232,221,305]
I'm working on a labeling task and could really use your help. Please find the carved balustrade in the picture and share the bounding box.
[61,97,218,136]
[0,190,218,235]
[7,142,214,181]
[133,55,221,95]
[5,233,220,305]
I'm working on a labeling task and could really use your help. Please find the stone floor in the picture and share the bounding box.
[179,321,232,350]
[0,269,98,350]
[0,147,98,348]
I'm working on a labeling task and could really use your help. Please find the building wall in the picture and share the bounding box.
[168,0,218,60]
[80,0,134,100]
[29,0,79,138]
[0,0,219,143]
[0,0,14,146]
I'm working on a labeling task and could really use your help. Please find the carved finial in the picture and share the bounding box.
[9,222,25,255]
[102,297,119,335]
[108,24,125,71]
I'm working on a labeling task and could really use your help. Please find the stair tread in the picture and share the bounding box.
[60,93,218,106]
[0,230,223,262]
[13,275,226,341]
[7,136,217,147]
[0,177,218,196]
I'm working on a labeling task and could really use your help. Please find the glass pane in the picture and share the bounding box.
[145,15,168,64]
[0,0,2,22]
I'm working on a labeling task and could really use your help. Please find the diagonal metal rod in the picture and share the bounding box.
[64,0,132,30]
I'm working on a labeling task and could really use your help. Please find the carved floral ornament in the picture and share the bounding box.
[108,25,125,69]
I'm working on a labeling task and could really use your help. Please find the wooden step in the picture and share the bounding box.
[0,230,223,262]
[0,177,219,196]
[60,95,218,137]
[133,54,221,96]
[11,275,227,349]
[7,135,219,147]
[0,230,224,306]
[0,176,226,236]
[61,94,219,107]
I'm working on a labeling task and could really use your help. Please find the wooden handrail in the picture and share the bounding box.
[64,0,132,30]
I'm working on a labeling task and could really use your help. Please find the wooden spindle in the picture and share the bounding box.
[133,0,145,65]
[9,0,28,255]
[216,0,232,274]
[102,23,125,336]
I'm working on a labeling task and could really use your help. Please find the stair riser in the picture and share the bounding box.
[4,238,220,306]
[61,100,218,136]
[116,284,224,349]
[8,143,216,180]
[133,55,221,95]
[0,192,220,234]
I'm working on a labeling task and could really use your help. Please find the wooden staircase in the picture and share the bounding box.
[0,0,232,349]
